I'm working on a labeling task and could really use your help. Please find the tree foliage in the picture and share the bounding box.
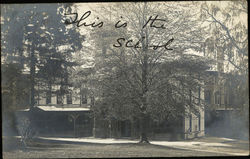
[200,1,248,115]
[87,2,211,142]
[1,4,85,107]
[1,4,85,137]
[200,0,248,74]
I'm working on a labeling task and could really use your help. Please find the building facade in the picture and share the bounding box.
[18,80,205,140]
[204,70,248,139]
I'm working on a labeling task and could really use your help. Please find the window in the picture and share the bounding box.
[90,96,95,106]
[229,93,234,106]
[198,86,201,104]
[214,91,220,105]
[189,114,192,132]
[66,94,72,104]
[46,92,51,104]
[198,114,201,131]
[198,74,201,105]
[205,90,211,104]
[57,93,62,104]
[81,94,87,104]
[224,93,229,106]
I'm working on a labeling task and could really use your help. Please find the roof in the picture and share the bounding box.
[19,105,91,112]
[36,106,90,112]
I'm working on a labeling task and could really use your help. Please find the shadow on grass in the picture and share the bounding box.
[3,136,70,152]
[147,143,191,151]
[221,140,237,143]
[29,137,191,152]
[3,136,191,152]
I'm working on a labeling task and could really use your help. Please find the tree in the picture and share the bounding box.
[86,2,211,143]
[16,116,37,148]
[1,4,84,138]
[1,4,85,108]
[1,63,30,136]
[200,0,248,75]
[200,0,248,139]
[201,1,248,111]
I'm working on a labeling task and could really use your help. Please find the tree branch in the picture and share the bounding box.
[204,9,247,57]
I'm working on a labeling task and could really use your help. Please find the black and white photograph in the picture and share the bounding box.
[1,1,249,158]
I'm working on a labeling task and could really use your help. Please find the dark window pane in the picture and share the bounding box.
[189,115,192,132]
[57,93,62,104]
[67,94,72,104]
[46,91,51,104]
[198,114,201,131]
[81,94,87,104]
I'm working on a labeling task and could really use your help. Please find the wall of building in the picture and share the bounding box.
[15,109,93,138]
[204,71,249,140]
[183,84,205,139]
[37,86,90,106]
[184,110,205,139]
[35,79,206,140]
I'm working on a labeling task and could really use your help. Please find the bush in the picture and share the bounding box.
[16,116,37,147]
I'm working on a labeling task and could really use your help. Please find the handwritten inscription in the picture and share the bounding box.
[142,15,167,29]
[65,11,103,28]
[64,11,174,50]
[115,16,127,28]
[113,37,174,50]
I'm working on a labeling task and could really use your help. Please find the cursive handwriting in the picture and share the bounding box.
[143,15,167,29]
[64,11,104,28]
[115,16,127,28]
[64,11,175,51]
[113,37,174,50]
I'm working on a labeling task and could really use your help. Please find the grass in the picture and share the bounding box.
[2,136,234,158]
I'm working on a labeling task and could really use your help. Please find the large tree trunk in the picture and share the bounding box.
[92,113,97,137]
[30,45,35,108]
[139,113,149,143]
[139,47,150,143]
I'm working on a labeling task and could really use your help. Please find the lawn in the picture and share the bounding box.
[2,136,237,158]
